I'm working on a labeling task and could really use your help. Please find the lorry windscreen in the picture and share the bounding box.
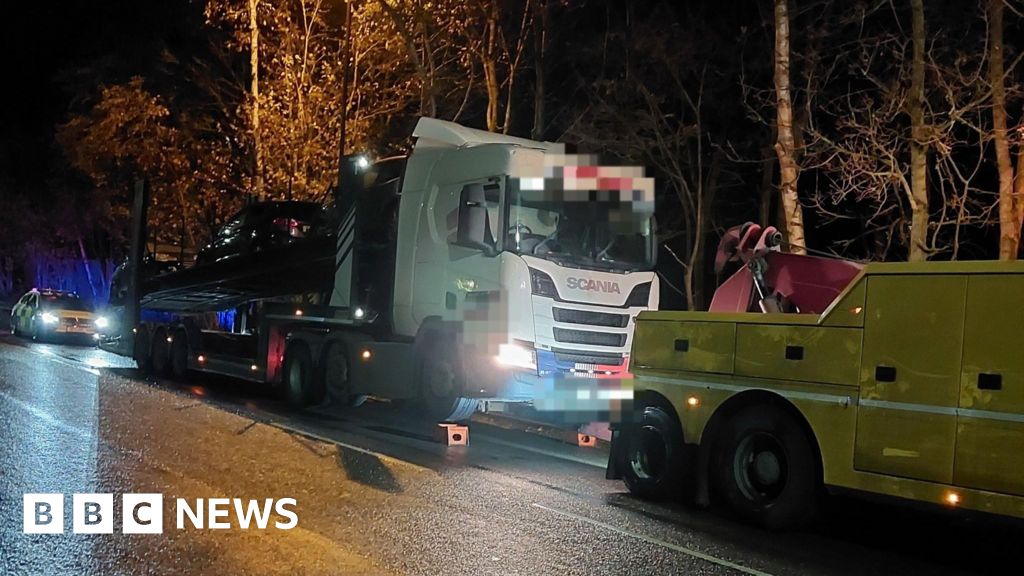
[505,188,655,272]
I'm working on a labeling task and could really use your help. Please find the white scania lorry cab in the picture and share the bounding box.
[122,118,659,422]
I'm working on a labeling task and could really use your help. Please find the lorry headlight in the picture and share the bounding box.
[95,316,109,329]
[41,312,59,324]
[529,269,559,298]
[624,282,652,307]
[496,342,537,371]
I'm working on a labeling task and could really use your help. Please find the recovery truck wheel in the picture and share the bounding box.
[711,405,818,530]
[416,335,478,422]
[621,403,689,501]
[283,342,316,408]
[151,326,171,375]
[170,330,189,379]
[322,343,366,408]
[133,325,153,374]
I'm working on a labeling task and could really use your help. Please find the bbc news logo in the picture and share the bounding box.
[23,494,298,534]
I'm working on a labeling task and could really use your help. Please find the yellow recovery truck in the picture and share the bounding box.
[607,223,1024,528]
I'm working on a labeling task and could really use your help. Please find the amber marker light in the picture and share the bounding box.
[295,309,304,316]
[197,354,206,363]
[851,306,864,315]
[360,349,372,361]
[687,396,700,408]
[945,492,960,506]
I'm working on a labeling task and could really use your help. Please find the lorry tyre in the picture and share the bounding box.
[622,404,688,501]
[133,325,153,373]
[283,342,315,408]
[322,343,365,408]
[170,331,189,378]
[151,327,171,375]
[711,405,818,530]
[416,334,478,422]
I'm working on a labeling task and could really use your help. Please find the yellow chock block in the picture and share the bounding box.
[436,423,469,446]
[577,433,597,448]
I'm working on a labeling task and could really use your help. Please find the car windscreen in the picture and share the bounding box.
[41,295,92,312]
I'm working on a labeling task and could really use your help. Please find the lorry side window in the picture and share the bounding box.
[450,179,503,252]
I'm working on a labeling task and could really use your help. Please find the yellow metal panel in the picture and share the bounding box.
[820,278,866,328]
[632,321,735,374]
[954,274,1024,496]
[734,325,861,386]
[855,274,965,484]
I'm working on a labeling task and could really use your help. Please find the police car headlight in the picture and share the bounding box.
[41,312,59,324]
[95,316,109,329]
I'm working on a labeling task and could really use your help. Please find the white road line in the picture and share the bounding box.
[532,503,776,576]
[476,435,606,469]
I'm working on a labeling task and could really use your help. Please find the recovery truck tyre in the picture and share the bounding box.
[415,334,478,422]
[622,403,689,501]
[170,330,189,379]
[322,343,366,408]
[133,325,153,374]
[711,405,818,530]
[282,342,317,408]
[151,326,171,375]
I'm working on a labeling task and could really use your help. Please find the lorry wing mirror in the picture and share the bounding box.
[456,183,497,255]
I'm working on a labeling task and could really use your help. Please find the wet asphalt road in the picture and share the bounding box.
[0,335,1020,576]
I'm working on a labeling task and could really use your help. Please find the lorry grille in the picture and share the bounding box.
[552,328,626,347]
[552,348,624,366]
[552,307,629,328]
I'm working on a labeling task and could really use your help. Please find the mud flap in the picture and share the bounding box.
[606,425,626,480]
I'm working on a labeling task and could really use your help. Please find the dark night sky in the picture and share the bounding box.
[0,1,201,189]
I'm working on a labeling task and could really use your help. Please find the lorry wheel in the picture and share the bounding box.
[283,342,315,408]
[417,336,477,422]
[622,404,688,500]
[151,327,171,375]
[322,343,366,408]
[711,405,818,529]
[133,325,153,373]
[170,331,189,378]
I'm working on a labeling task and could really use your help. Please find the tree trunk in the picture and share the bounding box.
[907,0,928,261]
[482,2,501,132]
[378,0,436,117]
[248,0,264,200]
[772,0,806,254]
[1016,144,1024,258]
[990,0,1017,260]
[337,0,352,189]
[530,0,547,140]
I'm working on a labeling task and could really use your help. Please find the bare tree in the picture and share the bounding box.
[989,0,1024,259]
[248,0,265,199]
[773,0,806,254]
[907,0,928,260]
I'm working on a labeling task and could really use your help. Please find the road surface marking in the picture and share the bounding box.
[532,503,776,576]
[476,435,606,469]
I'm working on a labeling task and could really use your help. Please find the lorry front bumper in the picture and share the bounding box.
[464,347,634,418]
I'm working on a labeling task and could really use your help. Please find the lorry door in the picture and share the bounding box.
[444,179,503,335]
[953,273,1024,496]
[855,274,966,484]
